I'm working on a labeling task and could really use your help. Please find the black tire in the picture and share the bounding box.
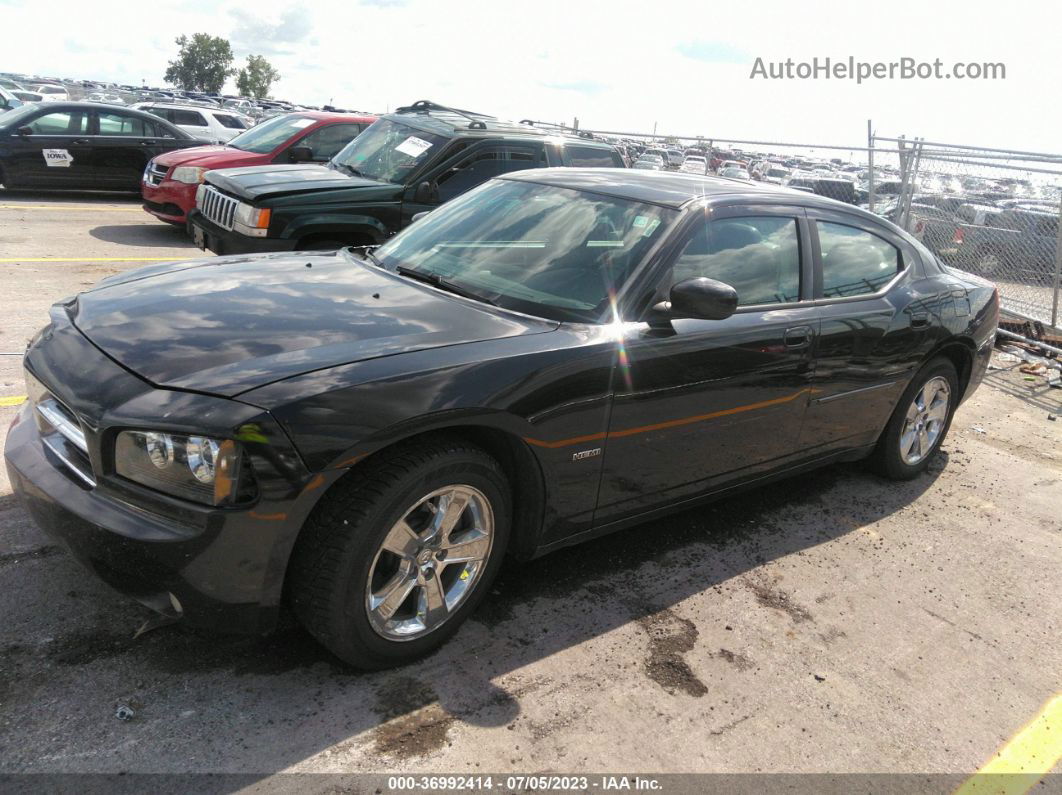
[869,357,959,480]
[288,435,511,669]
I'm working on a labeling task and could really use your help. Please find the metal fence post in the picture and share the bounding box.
[867,120,876,213]
[1052,195,1062,329]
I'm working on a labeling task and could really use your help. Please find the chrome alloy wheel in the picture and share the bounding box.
[899,376,951,465]
[365,485,494,641]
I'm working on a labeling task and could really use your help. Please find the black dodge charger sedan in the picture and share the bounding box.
[5,170,998,668]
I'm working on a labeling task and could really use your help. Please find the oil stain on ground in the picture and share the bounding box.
[372,675,454,759]
[638,607,708,697]
[744,574,813,624]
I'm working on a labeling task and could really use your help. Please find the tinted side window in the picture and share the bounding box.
[436,150,502,202]
[566,146,622,167]
[817,221,901,298]
[171,110,207,127]
[672,216,801,306]
[27,111,88,135]
[97,112,150,137]
[298,123,363,161]
[214,113,247,130]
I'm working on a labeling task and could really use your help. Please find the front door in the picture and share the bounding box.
[6,107,94,187]
[595,205,819,524]
[400,142,547,226]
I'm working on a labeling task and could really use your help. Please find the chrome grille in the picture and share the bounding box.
[145,160,169,186]
[197,184,239,231]
[33,391,96,488]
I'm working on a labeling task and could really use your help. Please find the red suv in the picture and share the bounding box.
[141,111,376,224]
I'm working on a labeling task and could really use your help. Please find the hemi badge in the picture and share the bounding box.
[572,448,602,461]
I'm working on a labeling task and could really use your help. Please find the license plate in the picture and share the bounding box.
[191,224,206,251]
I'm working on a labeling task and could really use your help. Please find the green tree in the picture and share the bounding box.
[235,55,281,99]
[164,34,236,92]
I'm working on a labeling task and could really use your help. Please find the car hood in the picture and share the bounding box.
[154,145,267,169]
[204,164,387,201]
[71,250,557,397]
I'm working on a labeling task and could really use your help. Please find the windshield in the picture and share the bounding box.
[331,119,447,184]
[373,178,676,322]
[227,113,317,153]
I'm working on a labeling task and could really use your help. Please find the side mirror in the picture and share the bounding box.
[411,210,431,224]
[289,145,313,163]
[413,180,433,204]
[17,126,32,136]
[651,277,738,326]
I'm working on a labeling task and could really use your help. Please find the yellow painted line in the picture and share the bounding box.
[0,257,177,263]
[955,693,1062,795]
[0,396,26,407]
[0,204,142,212]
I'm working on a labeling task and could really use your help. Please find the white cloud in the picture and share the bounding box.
[3,0,1059,151]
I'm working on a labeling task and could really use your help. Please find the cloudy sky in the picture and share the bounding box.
[3,0,1059,152]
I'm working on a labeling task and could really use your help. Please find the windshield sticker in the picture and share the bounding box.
[642,218,661,237]
[394,136,434,157]
[43,149,73,168]
[632,215,649,227]
[291,118,315,129]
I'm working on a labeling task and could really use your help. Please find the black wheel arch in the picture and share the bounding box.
[276,422,548,609]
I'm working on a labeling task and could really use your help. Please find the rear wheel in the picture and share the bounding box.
[288,436,511,669]
[869,357,958,480]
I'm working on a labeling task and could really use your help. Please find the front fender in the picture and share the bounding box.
[278,213,391,245]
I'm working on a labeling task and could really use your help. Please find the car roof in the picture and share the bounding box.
[383,101,616,149]
[501,168,898,221]
[1,101,194,137]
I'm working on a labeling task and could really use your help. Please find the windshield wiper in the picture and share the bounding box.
[396,266,497,306]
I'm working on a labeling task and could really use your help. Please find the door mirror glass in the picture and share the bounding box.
[669,277,738,320]
[289,145,313,162]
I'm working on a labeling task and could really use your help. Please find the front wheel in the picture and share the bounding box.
[869,357,958,480]
[288,436,511,669]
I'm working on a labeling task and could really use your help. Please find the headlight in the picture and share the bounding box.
[171,166,207,184]
[234,202,270,228]
[233,202,271,237]
[115,430,246,506]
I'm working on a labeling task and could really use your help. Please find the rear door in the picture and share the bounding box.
[799,209,931,455]
[91,109,168,189]
[5,107,94,187]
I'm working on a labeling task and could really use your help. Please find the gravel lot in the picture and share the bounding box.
[0,193,1059,781]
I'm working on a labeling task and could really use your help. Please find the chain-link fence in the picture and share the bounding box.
[878,136,1062,334]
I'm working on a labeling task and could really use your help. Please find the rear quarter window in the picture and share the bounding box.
[565,146,623,167]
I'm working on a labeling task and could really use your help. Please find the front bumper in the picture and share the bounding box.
[187,209,296,256]
[4,311,333,633]
[141,180,196,224]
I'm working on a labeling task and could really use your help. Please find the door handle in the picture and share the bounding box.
[139,140,156,145]
[71,138,89,145]
[910,313,930,329]
[784,326,813,348]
